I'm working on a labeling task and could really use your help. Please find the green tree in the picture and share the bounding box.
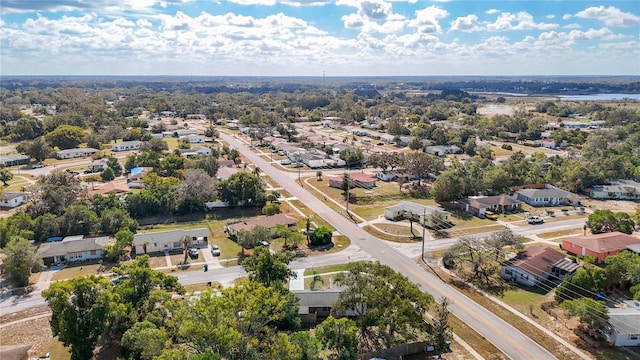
[16,136,53,162]
[262,203,281,216]
[587,209,634,234]
[159,153,185,178]
[99,207,138,236]
[3,236,43,287]
[310,227,332,246]
[141,137,168,152]
[289,331,321,360]
[0,168,13,186]
[333,262,433,351]
[28,170,85,216]
[101,167,116,182]
[60,205,98,235]
[431,169,465,202]
[242,247,295,289]
[339,148,364,167]
[218,172,266,207]
[561,298,609,331]
[442,235,505,294]
[316,315,358,360]
[403,151,445,185]
[44,124,86,149]
[235,225,270,255]
[106,156,123,176]
[180,235,193,264]
[121,321,170,360]
[429,297,453,357]
[43,275,112,360]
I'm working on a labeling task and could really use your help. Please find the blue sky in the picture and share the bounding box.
[1,0,639,76]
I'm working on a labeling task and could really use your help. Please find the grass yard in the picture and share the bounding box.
[4,175,32,192]
[306,235,351,256]
[491,145,514,157]
[362,225,420,243]
[537,228,584,239]
[146,253,170,268]
[304,263,350,276]
[51,263,104,281]
[375,223,421,237]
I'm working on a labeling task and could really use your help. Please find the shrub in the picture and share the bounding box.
[262,203,281,216]
[310,227,332,246]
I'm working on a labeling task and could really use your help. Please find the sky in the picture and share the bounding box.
[1,0,639,76]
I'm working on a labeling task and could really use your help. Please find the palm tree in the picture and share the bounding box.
[253,167,261,177]
[304,216,312,245]
[310,274,324,291]
[274,224,292,248]
[316,170,323,181]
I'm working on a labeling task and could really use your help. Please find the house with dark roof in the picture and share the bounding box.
[385,201,450,228]
[561,232,640,263]
[604,300,640,347]
[133,228,209,254]
[0,192,29,208]
[515,184,579,207]
[461,194,523,218]
[224,214,299,237]
[37,235,110,266]
[500,246,578,286]
[590,180,640,200]
[0,154,29,167]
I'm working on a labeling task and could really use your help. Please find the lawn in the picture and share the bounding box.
[491,145,514,157]
[51,263,104,281]
[146,253,170,268]
[4,175,32,192]
[537,228,584,239]
[304,263,350,276]
[362,225,421,243]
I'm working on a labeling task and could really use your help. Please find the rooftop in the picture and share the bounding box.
[505,246,573,277]
[562,232,640,253]
[227,214,298,233]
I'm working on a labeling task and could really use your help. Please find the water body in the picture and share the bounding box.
[558,94,640,101]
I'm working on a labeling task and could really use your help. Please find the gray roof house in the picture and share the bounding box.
[56,147,99,159]
[590,180,640,201]
[37,235,110,266]
[133,228,209,254]
[424,145,462,157]
[385,201,450,228]
[515,185,579,207]
[112,140,142,152]
[0,154,29,167]
[604,300,640,347]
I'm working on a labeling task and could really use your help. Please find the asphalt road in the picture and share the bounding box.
[222,133,557,360]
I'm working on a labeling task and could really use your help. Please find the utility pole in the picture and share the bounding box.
[345,164,350,214]
[422,207,426,261]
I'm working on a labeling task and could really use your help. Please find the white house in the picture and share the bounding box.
[0,192,29,208]
[605,300,640,346]
[179,146,212,158]
[590,180,640,201]
[56,148,99,159]
[384,201,449,228]
[112,141,142,152]
[376,171,397,182]
[500,246,578,286]
[133,228,209,254]
[181,134,206,144]
[37,235,110,266]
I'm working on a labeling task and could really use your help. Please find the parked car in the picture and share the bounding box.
[280,159,291,165]
[31,163,44,169]
[210,245,221,256]
[527,216,544,224]
[65,169,80,175]
[84,168,96,174]
[257,241,270,247]
[484,211,498,220]
[111,275,130,284]
[188,248,199,258]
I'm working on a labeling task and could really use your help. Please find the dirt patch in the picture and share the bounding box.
[581,199,638,213]
[0,314,65,359]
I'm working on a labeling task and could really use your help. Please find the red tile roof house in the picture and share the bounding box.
[500,246,579,287]
[561,232,640,263]
[224,214,299,237]
[328,173,377,189]
[461,194,523,218]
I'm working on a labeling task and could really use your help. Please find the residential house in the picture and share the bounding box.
[56,147,99,159]
[90,159,109,172]
[515,184,579,207]
[328,173,377,189]
[561,232,640,263]
[533,139,558,149]
[0,154,29,167]
[0,192,29,208]
[424,145,462,157]
[133,228,209,254]
[224,214,298,237]
[384,201,450,228]
[217,166,238,180]
[461,194,523,218]
[218,159,236,168]
[160,111,176,117]
[379,134,396,144]
[162,129,197,138]
[112,140,141,152]
[500,246,578,286]
[226,122,240,130]
[181,134,206,143]
[376,171,397,182]
[627,244,640,256]
[605,300,640,346]
[128,167,151,182]
[0,344,32,360]
[590,180,640,201]
[179,146,212,158]
[37,235,110,266]
[292,289,360,325]
[87,181,130,197]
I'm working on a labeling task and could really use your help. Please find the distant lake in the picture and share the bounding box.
[558,94,640,101]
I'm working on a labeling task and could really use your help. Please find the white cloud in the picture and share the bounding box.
[563,23,582,29]
[408,5,448,34]
[546,14,555,19]
[486,11,558,31]
[449,14,481,33]
[575,5,640,27]
[342,13,365,28]
[136,18,152,27]
[0,0,194,14]
[562,14,572,20]
[358,0,394,20]
[485,9,499,15]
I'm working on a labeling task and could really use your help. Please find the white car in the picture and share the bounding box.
[210,245,221,256]
[31,163,44,169]
[527,216,544,225]
[280,159,292,165]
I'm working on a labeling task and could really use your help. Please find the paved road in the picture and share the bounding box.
[222,133,557,360]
